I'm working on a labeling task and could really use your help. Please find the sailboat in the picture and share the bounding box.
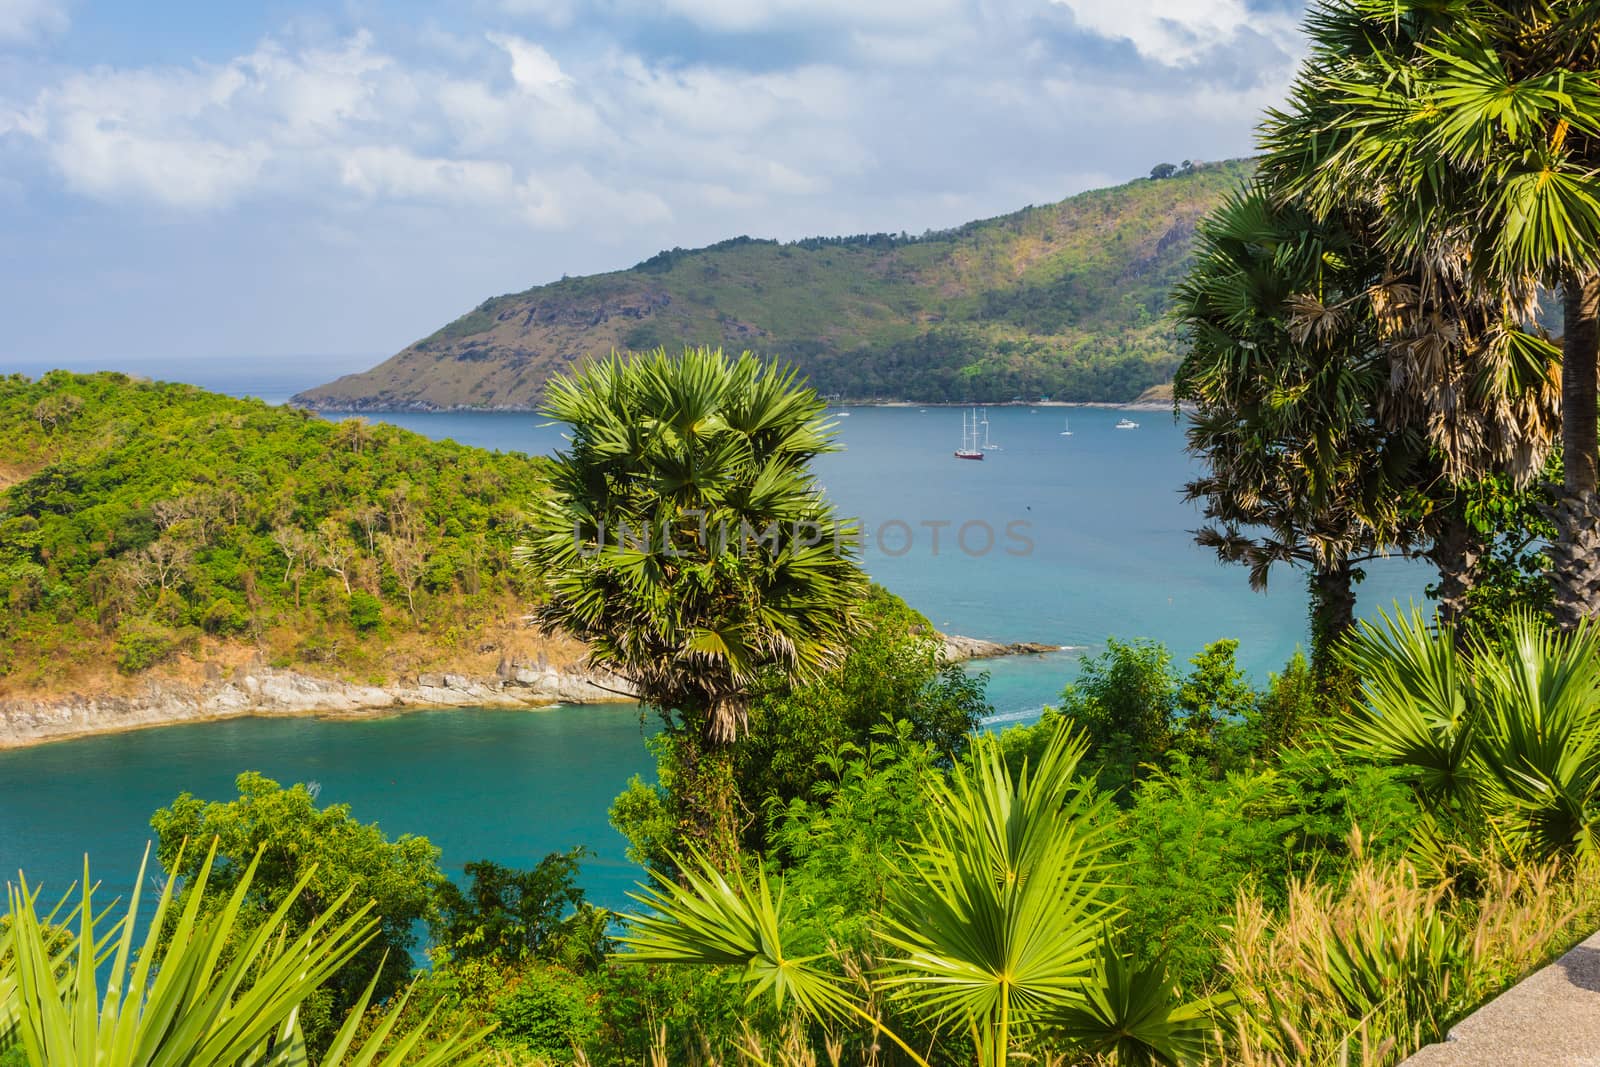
[1059,416,1072,436]
[980,406,1001,450]
[954,408,985,460]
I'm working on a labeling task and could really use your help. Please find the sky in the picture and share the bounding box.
[0,0,1312,387]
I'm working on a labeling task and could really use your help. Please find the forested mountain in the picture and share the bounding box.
[0,372,549,694]
[293,160,1253,410]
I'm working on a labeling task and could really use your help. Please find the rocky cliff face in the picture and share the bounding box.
[0,659,635,749]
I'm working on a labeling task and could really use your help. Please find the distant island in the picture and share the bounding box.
[292,160,1252,412]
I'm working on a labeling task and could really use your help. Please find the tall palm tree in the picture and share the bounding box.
[1260,0,1581,621]
[516,347,866,861]
[1173,184,1434,685]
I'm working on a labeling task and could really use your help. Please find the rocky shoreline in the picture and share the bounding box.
[939,635,1068,660]
[0,634,1066,750]
[0,659,634,751]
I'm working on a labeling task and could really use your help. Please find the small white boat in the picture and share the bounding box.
[980,407,1001,450]
[1115,417,1139,430]
[1059,417,1072,437]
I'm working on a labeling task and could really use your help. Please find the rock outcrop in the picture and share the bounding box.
[0,661,635,749]
[941,635,1066,661]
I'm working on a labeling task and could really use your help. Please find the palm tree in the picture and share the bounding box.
[516,347,866,861]
[1260,0,1581,621]
[620,726,1226,1067]
[1341,606,1600,861]
[0,842,489,1066]
[1173,185,1434,686]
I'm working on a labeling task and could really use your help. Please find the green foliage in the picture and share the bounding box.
[150,772,446,1053]
[299,162,1258,409]
[1115,749,1420,988]
[619,724,1222,1067]
[586,961,762,1065]
[735,585,988,835]
[112,619,183,673]
[1046,933,1226,1066]
[1341,607,1600,863]
[1051,638,1176,793]
[0,372,547,689]
[435,851,608,972]
[519,347,867,858]
[1,844,488,1067]
[1254,649,1318,755]
[490,967,598,1061]
[347,591,385,632]
[1032,637,1261,796]
[1456,462,1561,637]
[1173,638,1257,766]
[765,721,945,944]
[608,762,677,875]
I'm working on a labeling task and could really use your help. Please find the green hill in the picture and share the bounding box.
[293,160,1253,410]
[0,371,553,695]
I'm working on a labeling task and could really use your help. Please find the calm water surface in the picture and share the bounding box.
[0,403,1427,905]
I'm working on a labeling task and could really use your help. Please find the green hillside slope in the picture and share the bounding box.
[0,371,553,695]
[294,160,1253,410]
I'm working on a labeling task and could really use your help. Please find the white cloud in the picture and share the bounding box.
[0,0,67,44]
[338,145,515,203]
[0,2,1304,248]
[618,0,964,33]
[1051,0,1302,64]
[488,33,571,93]
[0,0,1319,366]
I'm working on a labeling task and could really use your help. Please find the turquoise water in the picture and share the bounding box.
[0,404,1428,906]
[358,405,1428,718]
[0,706,657,909]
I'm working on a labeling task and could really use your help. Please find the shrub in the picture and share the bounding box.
[347,591,384,632]
[491,967,598,1060]
[202,597,246,635]
[113,620,179,673]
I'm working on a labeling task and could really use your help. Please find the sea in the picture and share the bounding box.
[0,382,1430,909]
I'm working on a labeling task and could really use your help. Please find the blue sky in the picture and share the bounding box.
[0,0,1311,381]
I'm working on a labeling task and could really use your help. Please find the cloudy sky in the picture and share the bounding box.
[1,0,1310,385]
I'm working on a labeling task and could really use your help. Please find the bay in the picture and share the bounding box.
[358,404,1427,717]
[0,403,1428,908]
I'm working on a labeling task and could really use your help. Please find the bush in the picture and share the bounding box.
[347,590,384,631]
[202,597,246,635]
[113,620,179,673]
[491,967,598,1060]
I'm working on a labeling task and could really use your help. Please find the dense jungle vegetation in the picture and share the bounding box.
[0,371,549,693]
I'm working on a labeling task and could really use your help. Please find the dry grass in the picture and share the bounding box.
[0,604,594,704]
[1217,830,1600,1066]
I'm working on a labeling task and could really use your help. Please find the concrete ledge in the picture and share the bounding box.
[1404,929,1600,1065]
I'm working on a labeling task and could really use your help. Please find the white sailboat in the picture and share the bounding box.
[1059,416,1072,436]
[980,406,1001,450]
[954,408,984,460]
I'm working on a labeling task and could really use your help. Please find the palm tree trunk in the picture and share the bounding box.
[1552,272,1600,628]
[668,727,741,871]
[1427,501,1482,631]
[1308,564,1356,709]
